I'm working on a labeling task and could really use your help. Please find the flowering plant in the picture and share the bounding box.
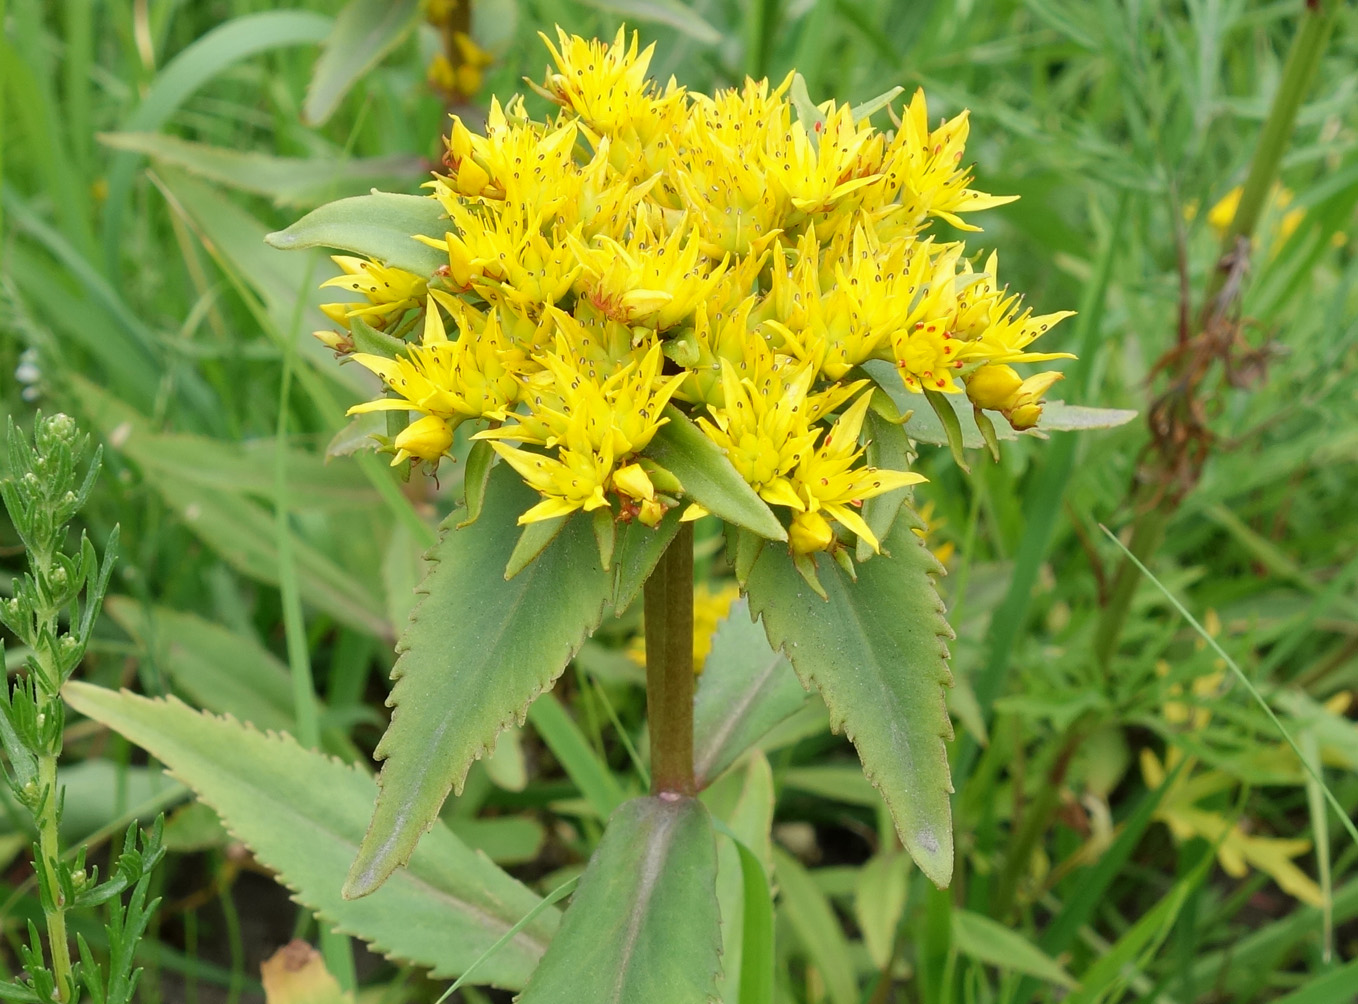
[253,25,1107,999]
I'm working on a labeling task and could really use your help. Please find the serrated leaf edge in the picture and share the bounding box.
[62,685,554,984]
[745,513,956,884]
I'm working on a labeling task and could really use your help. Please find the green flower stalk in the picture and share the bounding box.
[0,414,163,1004]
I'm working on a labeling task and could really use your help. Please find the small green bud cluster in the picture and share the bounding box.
[0,415,161,1004]
[0,414,119,696]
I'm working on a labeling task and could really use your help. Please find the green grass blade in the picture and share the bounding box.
[1100,524,1358,852]
[102,11,333,270]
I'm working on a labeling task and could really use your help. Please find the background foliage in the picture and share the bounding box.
[2,0,1356,1001]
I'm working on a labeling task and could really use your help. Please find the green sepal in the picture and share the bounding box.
[789,74,827,144]
[638,457,684,494]
[592,507,617,572]
[856,409,916,564]
[349,314,408,357]
[792,552,829,600]
[866,382,908,424]
[974,406,1002,463]
[923,388,970,473]
[645,407,786,541]
[832,547,857,581]
[516,796,722,1004]
[505,515,570,580]
[264,191,448,276]
[663,326,701,368]
[458,439,495,528]
[610,506,682,616]
[728,525,766,589]
[850,85,906,122]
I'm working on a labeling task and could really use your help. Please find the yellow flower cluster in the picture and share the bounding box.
[318,28,1073,554]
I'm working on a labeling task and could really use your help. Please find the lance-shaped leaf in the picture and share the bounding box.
[646,406,786,541]
[863,361,1137,448]
[346,464,670,898]
[304,0,422,126]
[745,507,955,885]
[517,795,721,1004]
[693,599,808,788]
[99,133,423,208]
[265,192,448,276]
[63,684,557,988]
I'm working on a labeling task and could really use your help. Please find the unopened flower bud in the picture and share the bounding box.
[789,510,835,554]
[43,413,76,441]
[312,329,353,353]
[392,415,454,466]
[612,464,655,504]
[964,364,1023,411]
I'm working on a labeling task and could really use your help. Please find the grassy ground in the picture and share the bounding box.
[2,0,1357,1001]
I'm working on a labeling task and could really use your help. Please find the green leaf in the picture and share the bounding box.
[304,0,422,126]
[865,362,1137,447]
[1064,850,1210,1004]
[104,597,295,732]
[346,465,663,898]
[692,599,808,788]
[1271,958,1358,1004]
[772,848,858,1004]
[950,909,1075,989]
[98,133,423,208]
[923,388,969,471]
[505,516,570,580]
[855,852,909,969]
[574,0,722,44]
[446,816,544,866]
[517,795,722,1004]
[849,85,905,122]
[102,10,334,267]
[702,754,776,1004]
[265,192,449,277]
[746,510,955,886]
[646,407,786,541]
[733,828,775,1004]
[62,684,558,988]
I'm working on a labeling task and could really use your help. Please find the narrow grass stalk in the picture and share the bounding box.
[1096,1,1338,669]
[1201,0,1340,316]
[644,521,696,796]
[1100,524,1358,853]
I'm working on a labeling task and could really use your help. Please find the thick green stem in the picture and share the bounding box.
[37,753,72,1001]
[644,522,696,796]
